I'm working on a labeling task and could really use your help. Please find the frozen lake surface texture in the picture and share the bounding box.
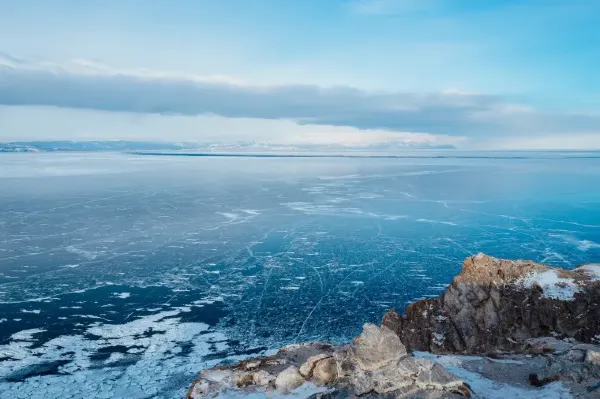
[1,151,600,398]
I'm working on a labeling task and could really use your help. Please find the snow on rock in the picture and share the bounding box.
[414,352,574,399]
[432,332,445,346]
[518,270,580,301]
[578,264,600,281]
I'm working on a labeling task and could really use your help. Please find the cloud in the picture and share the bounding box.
[0,105,464,148]
[0,53,599,140]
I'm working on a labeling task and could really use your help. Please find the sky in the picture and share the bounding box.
[0,0,599,149]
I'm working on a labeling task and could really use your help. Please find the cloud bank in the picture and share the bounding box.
[0,53,599,147]
[0,105,463,148]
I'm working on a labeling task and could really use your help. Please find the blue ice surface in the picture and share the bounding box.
[0,151,600,397]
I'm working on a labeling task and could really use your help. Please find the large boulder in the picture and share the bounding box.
[334,324,469,397]
[351,323,407,371]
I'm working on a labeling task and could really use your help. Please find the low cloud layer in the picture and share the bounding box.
[0,105,464,148]
[0,53,599,141]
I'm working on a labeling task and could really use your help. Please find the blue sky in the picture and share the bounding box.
[0,0,599,149]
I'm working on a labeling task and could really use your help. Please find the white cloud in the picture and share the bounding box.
[0,53,599,148]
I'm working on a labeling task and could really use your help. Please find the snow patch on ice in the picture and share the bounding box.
[576,240,600,251]
[551,234,600,252]
[417,219,458,226]
[60,264,80,269]
[217,212,239,220]
[11,328,46,341]
[240,209,261,215]
[280,286,300,291]
[104,352,125,364]
[65,246,98,260]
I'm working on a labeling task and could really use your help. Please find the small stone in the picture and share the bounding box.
[275,366,305,393]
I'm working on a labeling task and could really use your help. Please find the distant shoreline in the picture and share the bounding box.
[128,151,600,160]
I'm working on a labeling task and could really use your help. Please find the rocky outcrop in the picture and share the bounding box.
[383,253,600,354]
[187,324,470,398]
[333,324,467,397]
[188,254,600,398]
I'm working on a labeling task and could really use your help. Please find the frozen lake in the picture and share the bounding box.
[1,151,600,398]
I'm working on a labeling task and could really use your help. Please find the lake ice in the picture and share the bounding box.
[1,152,600,398]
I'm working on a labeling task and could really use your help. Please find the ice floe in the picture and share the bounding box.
[0,308,235,399]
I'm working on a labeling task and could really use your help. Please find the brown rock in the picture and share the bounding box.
[383,254,600,354]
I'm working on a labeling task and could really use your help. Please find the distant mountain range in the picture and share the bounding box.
[0,141,456,153]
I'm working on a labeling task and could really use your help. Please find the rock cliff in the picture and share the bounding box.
[382,253,600,354]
